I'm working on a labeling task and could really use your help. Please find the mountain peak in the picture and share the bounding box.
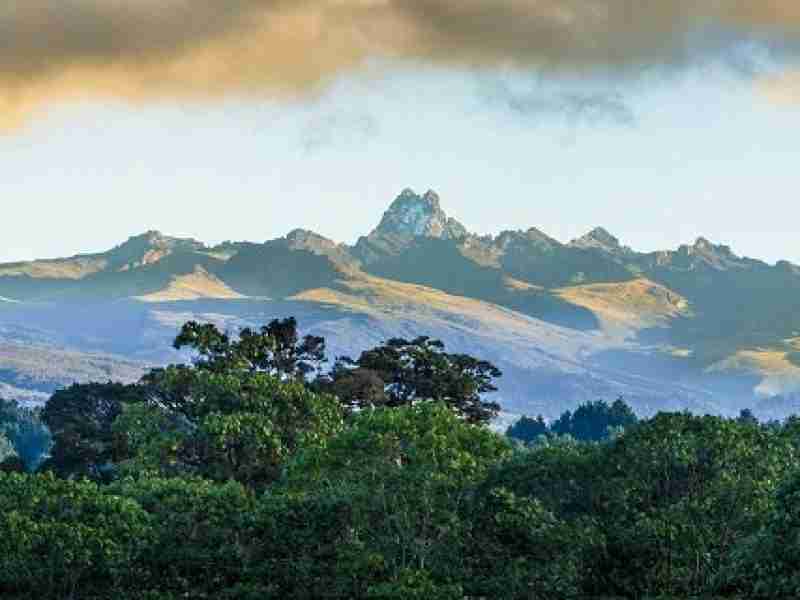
[688,237,735,258]
[373,188,468,240]
[105,231,204,270]
[286,228,339,254]
[571,227,622,252]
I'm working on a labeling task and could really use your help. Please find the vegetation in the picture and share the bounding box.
[2,318,800,598]
[506,397,639,445]
[318,335,502,423]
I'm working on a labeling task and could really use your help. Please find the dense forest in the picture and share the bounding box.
[1,318,799,599]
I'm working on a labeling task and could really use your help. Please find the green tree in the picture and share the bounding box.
[596,413,794,597]
[265,403,512,597]
[41,382,144,479]
[0,472,153,598]
[107,475,258,597]
[326,337,502,424]
[719,470,800,598]
[174,317,326,379]
[506,414,548,445]
[125,369,343,487]
[551,396,638,441]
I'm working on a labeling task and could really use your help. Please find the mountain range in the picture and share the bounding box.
[3,188,800,419]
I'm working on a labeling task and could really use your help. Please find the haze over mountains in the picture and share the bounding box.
[3,188,800,419]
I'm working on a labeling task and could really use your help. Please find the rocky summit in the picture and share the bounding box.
[372,188,469,240]
[2,187,800,419]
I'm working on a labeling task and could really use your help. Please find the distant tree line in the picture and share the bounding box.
[506,396,639,444]
[2,317,800,599]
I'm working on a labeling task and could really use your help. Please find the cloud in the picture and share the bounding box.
[3,0,800,127]
[478,76,636,127]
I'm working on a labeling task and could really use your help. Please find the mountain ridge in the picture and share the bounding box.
[2,187,800,417]
[2,188,787,282]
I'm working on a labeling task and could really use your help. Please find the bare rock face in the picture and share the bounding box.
[571,227,624,253]
[352,188,469,265]
[106,230,205,271]
[372,188,468,240]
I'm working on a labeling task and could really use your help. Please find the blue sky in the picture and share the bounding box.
[3,61,799,266]
[3,1,800,265]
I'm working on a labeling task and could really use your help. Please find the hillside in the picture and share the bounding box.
[2,188,799,417]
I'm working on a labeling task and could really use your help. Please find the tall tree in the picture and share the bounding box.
[41,382,144,479]
[122,319,342,487]
[506,414,549,444]
[551,397,638,442]
[326,336,502,424]
[173,317,326,379]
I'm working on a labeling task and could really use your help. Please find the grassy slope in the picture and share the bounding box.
[2,228,800,411]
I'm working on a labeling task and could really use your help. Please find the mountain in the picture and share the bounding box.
[2,188,799,418]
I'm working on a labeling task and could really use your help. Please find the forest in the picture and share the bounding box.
[1,317,799,599]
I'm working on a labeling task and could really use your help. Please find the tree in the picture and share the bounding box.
[551,397,638,442]
[0,472,153,598]
[314,365,389,412]
[506,414,548,445]
[737,408,759,426]
[327,337,502,424]
[174,317,326,379]
[41,382,144,479]
[595,413,794,597]
[127,366,343,487]
[274,402,512,597]
[720,470,800,598]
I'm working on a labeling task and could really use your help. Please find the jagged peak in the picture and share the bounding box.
[285,228,340,253]
[571,227,622,252]
[371,188,468,240]
[286,228,331,243]
[116,230,197,248]
[692,236,714,251]
[105,231,205,270]
[685,236,736,258]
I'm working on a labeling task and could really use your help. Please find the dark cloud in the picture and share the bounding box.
[3,0,800,127]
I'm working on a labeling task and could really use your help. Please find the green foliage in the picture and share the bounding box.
[173,317,326,379]
[13,317,800,599]
[259,403,512,598]
[718,470,800,597]
[42,382,143,479]
[0,472,153,598]
[550,397,638,441]
[465,487,591,599]
[126,369,344,487]
[594,413,794,597]
[506,414,548,444]
[107,475,257,597]
[323,336,502,424]
[289,402,510,488]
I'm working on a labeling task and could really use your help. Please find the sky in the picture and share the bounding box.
[2,1,800,265]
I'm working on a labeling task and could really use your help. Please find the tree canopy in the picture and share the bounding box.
[174,317,326,379]
[321,336,502,424]
[6,316,800,598]
[550,396,638,441]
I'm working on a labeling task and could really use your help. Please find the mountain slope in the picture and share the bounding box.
[2,187,800,417]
